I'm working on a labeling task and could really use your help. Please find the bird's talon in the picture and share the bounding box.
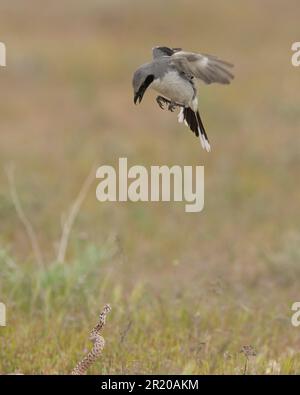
[168,103,177,112]
[156,96,168,110]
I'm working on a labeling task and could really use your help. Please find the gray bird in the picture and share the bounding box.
[132,46,234,152]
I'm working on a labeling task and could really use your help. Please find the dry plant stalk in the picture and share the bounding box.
[71,304,111,375]
[6,163,96,266]
[6,164,44,267]
[57,164,96,263]
[240,345,257,375]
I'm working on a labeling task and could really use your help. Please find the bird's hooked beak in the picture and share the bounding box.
[133,74,154,105]
[134,91,143,105]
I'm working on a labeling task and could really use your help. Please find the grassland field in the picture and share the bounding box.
[1,0,300,374]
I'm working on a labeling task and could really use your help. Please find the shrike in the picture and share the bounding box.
[132,46,234,152]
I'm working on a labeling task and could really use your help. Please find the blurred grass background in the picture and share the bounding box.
[1,0,300,374]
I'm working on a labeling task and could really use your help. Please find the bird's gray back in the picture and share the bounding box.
[150,57,173,78]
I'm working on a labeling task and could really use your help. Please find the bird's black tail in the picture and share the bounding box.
[178,107,211,152]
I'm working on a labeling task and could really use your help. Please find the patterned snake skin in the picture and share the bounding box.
[71,304,111,375]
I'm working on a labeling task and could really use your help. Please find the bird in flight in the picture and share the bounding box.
[132,46,234,152]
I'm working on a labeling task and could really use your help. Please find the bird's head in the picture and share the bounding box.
[132,65,154,104]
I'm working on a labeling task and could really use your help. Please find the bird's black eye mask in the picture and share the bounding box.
[134,75,154,104]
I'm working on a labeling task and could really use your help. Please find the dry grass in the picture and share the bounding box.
[0,0,300,374]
